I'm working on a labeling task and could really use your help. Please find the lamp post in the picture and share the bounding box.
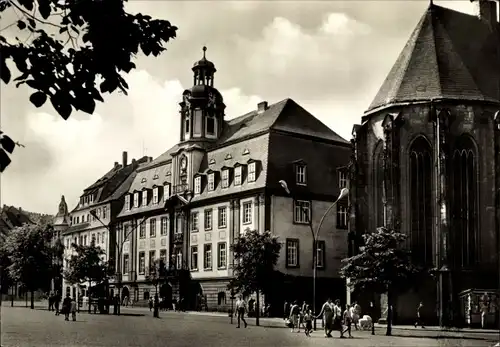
[90,210,146,315]
[279,180,348,330]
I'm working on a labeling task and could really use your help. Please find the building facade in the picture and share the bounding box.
[115,47,351,314]
[51,195,71,293]
[350,1,500,325]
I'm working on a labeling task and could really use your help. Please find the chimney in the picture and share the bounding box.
[257,101,268,114]
[114,161,119,168]
[122,151,128,167]
[471,0,499,26]
[132,158,136,165]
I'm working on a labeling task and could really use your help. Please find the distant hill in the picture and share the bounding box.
[0,205,53,240]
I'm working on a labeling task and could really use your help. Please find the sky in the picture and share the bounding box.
[1,1,479,214]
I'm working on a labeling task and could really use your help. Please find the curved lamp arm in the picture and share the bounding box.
[314,188,349,241]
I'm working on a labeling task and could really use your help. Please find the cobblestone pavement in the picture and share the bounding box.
[1,305,498,347]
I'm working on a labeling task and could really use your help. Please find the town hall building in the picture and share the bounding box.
[350,0,500,326]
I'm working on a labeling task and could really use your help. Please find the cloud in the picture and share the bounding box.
[2,69,264,214]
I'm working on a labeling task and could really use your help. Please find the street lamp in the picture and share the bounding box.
[90,210,146,315]
[279,180,348,330]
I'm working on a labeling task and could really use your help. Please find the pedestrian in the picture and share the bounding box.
[235,295,248,328]
[303,305,313,337]
[283,301,289,320]
[148,297,153,312]
[414,302,425,328]
[62,294,72,321]
[70,297,77,321]
[369,301,375,335]
[316,298,334,338]
[54,291,61,316]
[48,291,54,311]
[289,300,301,333]
[153,294,160,318]
[342,304,353,338]
[352,301,361,330]
[333,299,345,338]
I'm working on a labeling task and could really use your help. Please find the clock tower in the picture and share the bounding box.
[179,47,226,142]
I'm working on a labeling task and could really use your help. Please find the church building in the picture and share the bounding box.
[114,47,351,313]
[350,0,500,325]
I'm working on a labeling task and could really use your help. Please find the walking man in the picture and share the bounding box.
[414,302,425,328]
[235,296,248,328]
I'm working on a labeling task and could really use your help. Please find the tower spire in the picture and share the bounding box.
[202,46,207,59]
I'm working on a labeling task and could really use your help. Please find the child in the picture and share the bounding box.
[70,298,77,321]
[303,305,313,337]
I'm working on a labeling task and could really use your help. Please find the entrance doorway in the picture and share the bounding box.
[160,283,172,309]
[122,287,130,306]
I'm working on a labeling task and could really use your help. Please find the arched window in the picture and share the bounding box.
[218,291,226,306]
[374,141,385,228]
[451,136,477,268]
[144,291,150,300]
[409,136,433,265]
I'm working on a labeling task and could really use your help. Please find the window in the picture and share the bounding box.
[286,239,299,268]
[204,209,213,230]
[153,187,159,204]
[218,242,227,269]
[316,240,326,269]
[207,173,215,191]
[103,206,107,219]
[294,200,311,224]
[160,249,167,264]
[242,202,252,224]
[204,244,212,270]
[164,184,170,201]
[190,246,198,270]
[218,207,227,229]
[221,169,229,188]
[96,233,100,244]
[176,251,182,270]
[84,235,88,245]
[123,254,129,273]
[133,193,139,208]
[218,292,226,306]
[193,109,202,135]
[97,208,101,217]
[339,170,348,188]
[191,212,199,232]
[296,164,307,185]
[150,219,156,237]
[336,205,348,229]
[161,217,168,236]
[248,162,256,182]
[142,190,148,206]
[234,166,242,186]
[206,115,215,135]
[149,250,156,270]
[194,176,201,194]
[123,225,129,241]
[185,116,190,134]
[139,252,145,274]
[91,233,96,244]
[87,214,90,222]
[143,291,150,300]
[140,223,146,238]
[125,195,130,211]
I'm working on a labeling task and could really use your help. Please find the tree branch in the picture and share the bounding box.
[8,0,63,29]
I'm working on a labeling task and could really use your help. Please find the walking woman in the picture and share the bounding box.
[289,301,301,333]
[235,296,248,328]
[333,299,345,338]
[316,298,334,337]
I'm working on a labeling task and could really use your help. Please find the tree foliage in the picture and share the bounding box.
[0,0,178,171]
[340,227,429,335]
[2,222,60,308]
[227,229,281,297]
[64,243,109,287]
[146,258,166,294]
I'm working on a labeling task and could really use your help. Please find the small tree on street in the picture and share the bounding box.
[146,259,166,297]
[227,229,281,326]
[340,227,427,336]
[64,242,110,312]
[3,223,59,308]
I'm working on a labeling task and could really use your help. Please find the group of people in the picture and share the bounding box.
[284,299,362,338]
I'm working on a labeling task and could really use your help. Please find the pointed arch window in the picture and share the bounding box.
[451,136,477,268]
[373,141,385,228]
[409,137,433,265]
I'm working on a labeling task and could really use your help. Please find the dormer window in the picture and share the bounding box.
[133,192,139,208]
[208,173,215,191]
[89,195,93,203]
[153,187,159,205]
[194,176,202,195]
[125,195,130,211]
[234,166,242,186]
[85,196,88,204]
[221,169,229,188]
[142,190,148,206]
[164,183,170,201]
[206,115,215,136]
[339,169,348,188]
[295,164,307,185]
[248,162,256,183]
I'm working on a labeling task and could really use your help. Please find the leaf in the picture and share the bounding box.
[73,92,96,114]
[0,148,12,172]
[0,133,15,154]
[25,80,42,89]
[50,92,72,120]
[0,56,10,84]
[18,0,34,11]
[17,20,26,30]
[27,18,36,29]
[29,91,47,108]
[59,27,67,34]
[38,0,52,20]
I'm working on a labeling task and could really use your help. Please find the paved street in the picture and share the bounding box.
[1,305,499,347]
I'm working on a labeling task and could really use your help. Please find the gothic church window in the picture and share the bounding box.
[451,136,477,268]
[409,137,433,265]
[373,141,385,228]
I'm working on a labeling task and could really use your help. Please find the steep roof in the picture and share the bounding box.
[366,4,500,115]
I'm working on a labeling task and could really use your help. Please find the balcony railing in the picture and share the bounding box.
[173,183,189,194]
[173,233,184,244]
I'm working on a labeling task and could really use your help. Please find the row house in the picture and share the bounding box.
[112,47,351,314]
